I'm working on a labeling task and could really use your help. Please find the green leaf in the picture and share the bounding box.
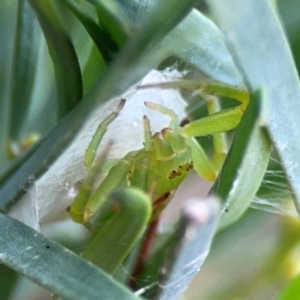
[0,213,140,300]
[88,0,131,47]
[61,0,119,63]
[157,9,244,85]
[28,0,83,118]
[117,3,244,85]
[209,0,300,215]
[81,42,107,94]
[211,91,271,229]
[8,0,41,145]
[82,188,151,274]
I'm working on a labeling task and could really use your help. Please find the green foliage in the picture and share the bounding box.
[0,0,300,299]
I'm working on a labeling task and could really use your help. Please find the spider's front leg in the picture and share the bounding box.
[140,79,250,180]
[69,99,127,223]
[184,85,249,180]
[72,147,152,275]
[84,98,126,171]
[69,99,152,274]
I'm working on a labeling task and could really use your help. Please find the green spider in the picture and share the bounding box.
[68,78,249,274]
[70,79,249,224]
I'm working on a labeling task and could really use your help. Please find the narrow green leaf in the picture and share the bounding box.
[61,0,119,63]
[158,9,244,85]
[8,0,40,145]
[81,42,107,93]
[211,91,271,229]
[0,213,140,300]
[28,0,82,118]
[83,188,151,274]
[88,0,131,47]
[209,0,300,214]
[116,1,244,85]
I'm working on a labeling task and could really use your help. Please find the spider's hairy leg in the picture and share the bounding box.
[70,152,135,223]
[143,115,152,151]
[139,79,250,180]
[184,104,244,137]
[69,142,112,222]
[84,99,126,170]
[204,94,228,171]
[140,79,249,149]
[188,137,218,181]
[183,98,245,180]
[144,101,178,129]
[81,152,135,223]
[139,80,249,107]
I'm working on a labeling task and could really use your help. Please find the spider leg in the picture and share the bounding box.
[85,99,126,170]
